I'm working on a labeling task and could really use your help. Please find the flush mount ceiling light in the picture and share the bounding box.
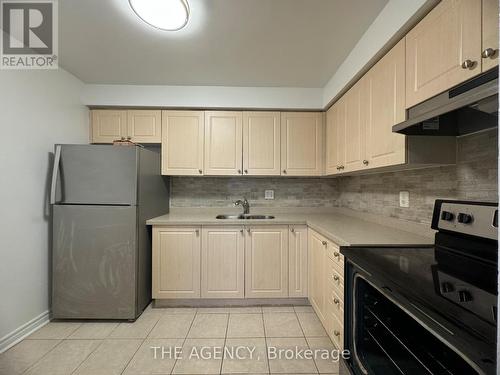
[129,0,190,31]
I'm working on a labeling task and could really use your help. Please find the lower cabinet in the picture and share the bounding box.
[308,228,345,349]
[152,224,307,300]
[152,226,201,299]
[201,226,245,298]
[245,226,289,298]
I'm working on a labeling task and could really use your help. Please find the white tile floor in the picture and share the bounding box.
[0,305,340,374]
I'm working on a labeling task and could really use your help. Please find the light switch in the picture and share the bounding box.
[399,191,409,208]
[265,190,274,200]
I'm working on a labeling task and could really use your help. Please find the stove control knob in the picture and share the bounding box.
[458,213,473,224]
[458,290,473,303]
[441,211,454,221]
[441,282,454,293]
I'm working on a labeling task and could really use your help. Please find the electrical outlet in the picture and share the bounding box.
[399,191,410,208]
[264,190,274,200]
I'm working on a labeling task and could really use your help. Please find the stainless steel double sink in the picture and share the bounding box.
[216,214,275,220]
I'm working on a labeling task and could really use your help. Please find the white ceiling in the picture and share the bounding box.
[59,0,388,87]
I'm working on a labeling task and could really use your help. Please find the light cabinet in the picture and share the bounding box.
[281,112,323,176]
[201,226,245,298]
[288,225,308,298]
[308,229,327,321]
[364,39,406,169]
[343,80,367,172]
[91,110,127,143]
[325,98,345,175]
[245,226,289,298]
[482,0,499,71]
[243,112,281,175]
[204,111,243,176]
[161,110,204,176]
[91,110,161,144]
[405,0,482,108]
[152,226,201,299]
[127,110,162,143]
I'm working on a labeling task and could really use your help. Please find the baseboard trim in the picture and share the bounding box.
[0,311,50,353]
[153,298,309,308]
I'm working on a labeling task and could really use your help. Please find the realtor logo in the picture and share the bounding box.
[1,0,58,69]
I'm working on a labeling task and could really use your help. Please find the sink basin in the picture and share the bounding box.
[216,214,275,220]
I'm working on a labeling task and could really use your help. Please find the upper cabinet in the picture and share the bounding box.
[127,110,162,143]
[281,112,323,176]
[365,39,406,169]
[91,110,127,143]
[204,111,243,176]
[243,112,281,176]
[482,0,499,71]
[161,110,204,176]
[405,0,482,108]
[325,97,345,175]
[91,109,161,144]
[343,80,367,173]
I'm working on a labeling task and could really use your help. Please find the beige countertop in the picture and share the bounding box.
[147,207,434,247]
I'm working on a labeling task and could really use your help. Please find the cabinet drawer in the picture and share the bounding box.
[328,288,344,322]
[327,265,344,299]
[328,310,344,350]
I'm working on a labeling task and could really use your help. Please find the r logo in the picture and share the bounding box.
[2,2,53,54]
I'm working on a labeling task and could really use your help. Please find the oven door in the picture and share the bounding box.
[343,261,494,375]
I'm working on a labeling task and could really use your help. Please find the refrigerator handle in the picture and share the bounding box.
[50,145,62,205]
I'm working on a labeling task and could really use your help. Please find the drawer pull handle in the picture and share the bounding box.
[461,59,475,69]
[321,241,327,246]
[334,330,340,337]
[334,298,339,304]
[333,275,339,281]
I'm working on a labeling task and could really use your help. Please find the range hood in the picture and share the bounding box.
[393,69,498,136]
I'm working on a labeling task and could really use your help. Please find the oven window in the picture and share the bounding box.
[354,277,480,374]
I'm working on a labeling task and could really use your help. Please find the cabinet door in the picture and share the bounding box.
[281,112,323,176]
[152,227,201,299]
[245,226,288,298]
[325,100,345,175]
[243,112,281,175]
[308,229,326,322]
[204,111,243,176]
[343,81,366,172]
[161,110,204,176]
[405,0,482,108]
[482,0,499,71]
[365,39,406,169]
[288,226,308,298]
[201,227,245,298]
[127,110,161,143]
[91,110,127,143]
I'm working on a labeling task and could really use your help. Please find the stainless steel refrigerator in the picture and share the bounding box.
[50,144,169,320]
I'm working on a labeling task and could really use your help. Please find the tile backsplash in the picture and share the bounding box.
[170,129,498,225]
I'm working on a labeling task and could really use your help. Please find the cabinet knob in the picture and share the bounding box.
[244,169,248,174]
[363,160,369,166]
[334,298,339,304]
[334,251,340,258]
[238,169,242,174]
[321,241,327,246]
[126,136,132,140]
[282,169,287,174]
[341,165,345,170]
[334,330,340,337]
[247,228,251,234]
[482,48,497,58]
[290,228,295,233]
[195,229,199,235]
[333,275,339,281]
[121,136,125,141]
[240,229,244,234]
[336,166,340,171]
[198,169,202,174]
[461,59,475,69]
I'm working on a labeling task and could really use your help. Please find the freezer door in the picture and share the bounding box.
[52,144,138,205]
[52,205,138,319]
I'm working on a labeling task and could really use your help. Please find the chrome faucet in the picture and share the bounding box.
[234,197,250,215]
